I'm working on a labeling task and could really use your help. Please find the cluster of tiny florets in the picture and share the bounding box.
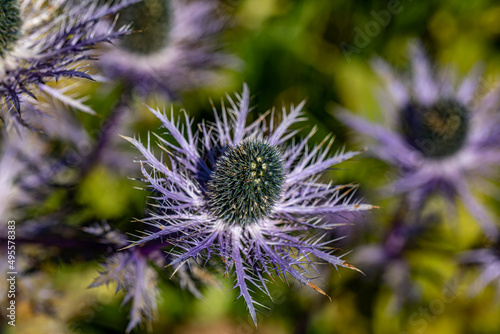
[207,139,284,225]
[399,99,469,158]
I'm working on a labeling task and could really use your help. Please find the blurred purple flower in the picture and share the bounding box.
[98,0,235,98]
[91,250,161,333]
[0,0,139,129]
[339,42,500,239]
[124,84,373,324]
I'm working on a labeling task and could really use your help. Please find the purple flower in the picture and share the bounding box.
[91,250,161,333]
[0,0,139,128]
[124,84,373,324]
[461,248,500,297]
[339,42,500,239]
[98,0,234,98]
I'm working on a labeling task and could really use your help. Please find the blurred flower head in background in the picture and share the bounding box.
[87,222,166,333]
[123,84,373,324]
[98,0,235,99]
[0,0,139,131]
[0,127,71,222]
[89,221,218,332]
[340,42,500,239]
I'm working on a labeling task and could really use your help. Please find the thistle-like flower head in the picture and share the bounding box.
[124,84,373,324]
[0,0,139,129]
[339,42,500,239]
[99,0,234,98]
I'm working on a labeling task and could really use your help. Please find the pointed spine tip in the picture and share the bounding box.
[342,262,365,276]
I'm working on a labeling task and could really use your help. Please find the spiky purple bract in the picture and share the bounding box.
[339,42,500,239]
[91,250,160,333]
[89,221,209,333]
[0,0,139,129]
[124,84,373,324]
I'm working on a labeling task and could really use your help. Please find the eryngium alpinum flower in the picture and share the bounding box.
[124,84,374,324]
[99,0,232,98]
[0,0,138,127]
[91,250,161,333]
[339,42,500,239]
